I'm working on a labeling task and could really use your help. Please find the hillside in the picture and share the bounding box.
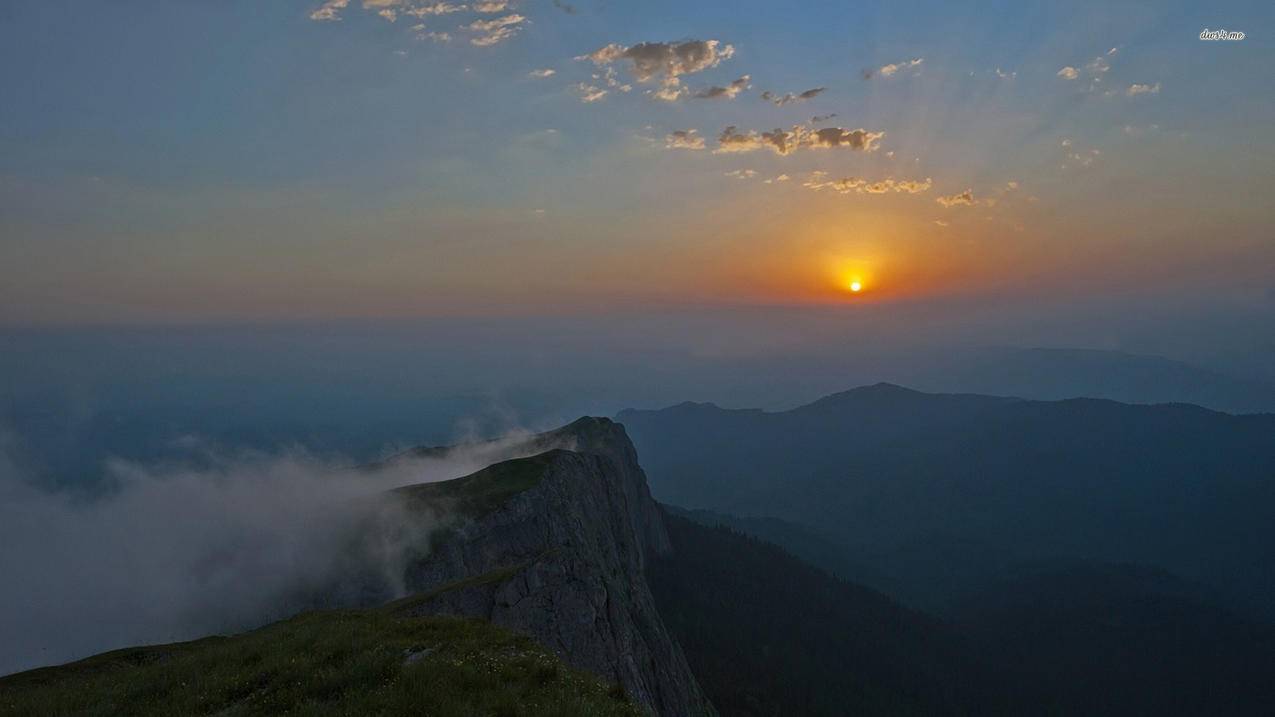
[648,513,1021,716]
[619,385,1275,617]
[952,563,1275,715]
[0,607,639,717]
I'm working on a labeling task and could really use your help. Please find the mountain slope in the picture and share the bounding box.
[382,418,713,715]
[952,563,1275,715]
[648,513,1023,716]
[0,608,640,717]
[618,385,1275,617]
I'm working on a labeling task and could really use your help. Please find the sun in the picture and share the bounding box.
[849,281,862,293]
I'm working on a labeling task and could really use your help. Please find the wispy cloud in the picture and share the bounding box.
[936,189,976,207]
[760,87,825,106]
[665,129,706,150]
[804,173,932,195]
[1125,82,1161,96]
[866,57,923,79]
[693,75,751,100]
[528,68,556,78]
[464,13,526,46]
[715,124,885,155]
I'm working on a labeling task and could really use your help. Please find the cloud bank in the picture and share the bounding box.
[0,436,536,676]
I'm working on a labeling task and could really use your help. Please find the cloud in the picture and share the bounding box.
[472,0,509,11]
[715,124,885,155]
[0,435,551,676]
[553,0,577,14]
[804,173,932,195]
[310,0,351,21]
[528,68,556,78]
[1058,52,1116,91]
[311,1,471,22]
[465,13,526,46]
[580,40,735,101]
[760,87,826,106]
[406,2,468,16]
[724,169,758,179]
[994,67,1016,79]
[810,113,837,123]
[1126,82,1161,96]
[665,129,706,150]
[936,189,976,207]
[869,57,923,79]
[574,83,608,103]
[763,174,791,184]
[1059,139,1101,168]
[693,75,751,100]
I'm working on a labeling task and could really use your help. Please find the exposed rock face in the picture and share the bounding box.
[390,418,714,716]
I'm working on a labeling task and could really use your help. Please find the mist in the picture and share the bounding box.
[0,433,533,677]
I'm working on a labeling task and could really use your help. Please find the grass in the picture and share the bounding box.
[393,450,564,521]
[0,607,640,717]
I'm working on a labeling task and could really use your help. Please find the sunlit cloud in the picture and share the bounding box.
[472,0,509,11]
[693,75,751,100]
[804,172,932,195]
[465,13,526,46]
[1057,66,1080,80]
[763,174,791,184]
[407,2,468,16]
[760,87,825,106]
[724,169,757,179]
[715,124,885,155]
[579,39,735,102]
[310,0,351,21]
[936,189,976,207]
[665,129,706,150]
[574,83,608,103]
[866,57,923,79]
[528,68,556,78]
[1125,82,1161,96]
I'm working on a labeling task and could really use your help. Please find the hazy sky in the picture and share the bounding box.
[1,0,1271,328]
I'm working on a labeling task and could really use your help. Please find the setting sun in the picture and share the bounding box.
[850,281,862,292]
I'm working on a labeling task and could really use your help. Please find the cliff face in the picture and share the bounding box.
[388,418,713,716]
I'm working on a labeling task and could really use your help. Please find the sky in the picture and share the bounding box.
[1,0,1271,328]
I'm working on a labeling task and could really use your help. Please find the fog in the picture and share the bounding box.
[0,433,532,676]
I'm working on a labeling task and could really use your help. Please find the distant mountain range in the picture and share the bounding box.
[898,347,1275,414]
[619,383,1275,619]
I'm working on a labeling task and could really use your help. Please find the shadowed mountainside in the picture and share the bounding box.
[619,384,1275,618]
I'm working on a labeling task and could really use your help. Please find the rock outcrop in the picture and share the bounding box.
[387,418,714,716]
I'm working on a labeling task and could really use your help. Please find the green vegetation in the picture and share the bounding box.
[0,606,639,717]
[394,450,560,520]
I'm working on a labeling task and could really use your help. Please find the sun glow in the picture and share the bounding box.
[849,280,862,292]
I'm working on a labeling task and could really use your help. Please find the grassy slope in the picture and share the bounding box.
[0,603,639,717]
[393,450,560,520]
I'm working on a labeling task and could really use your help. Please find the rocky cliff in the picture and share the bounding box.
[383,418,714,716]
